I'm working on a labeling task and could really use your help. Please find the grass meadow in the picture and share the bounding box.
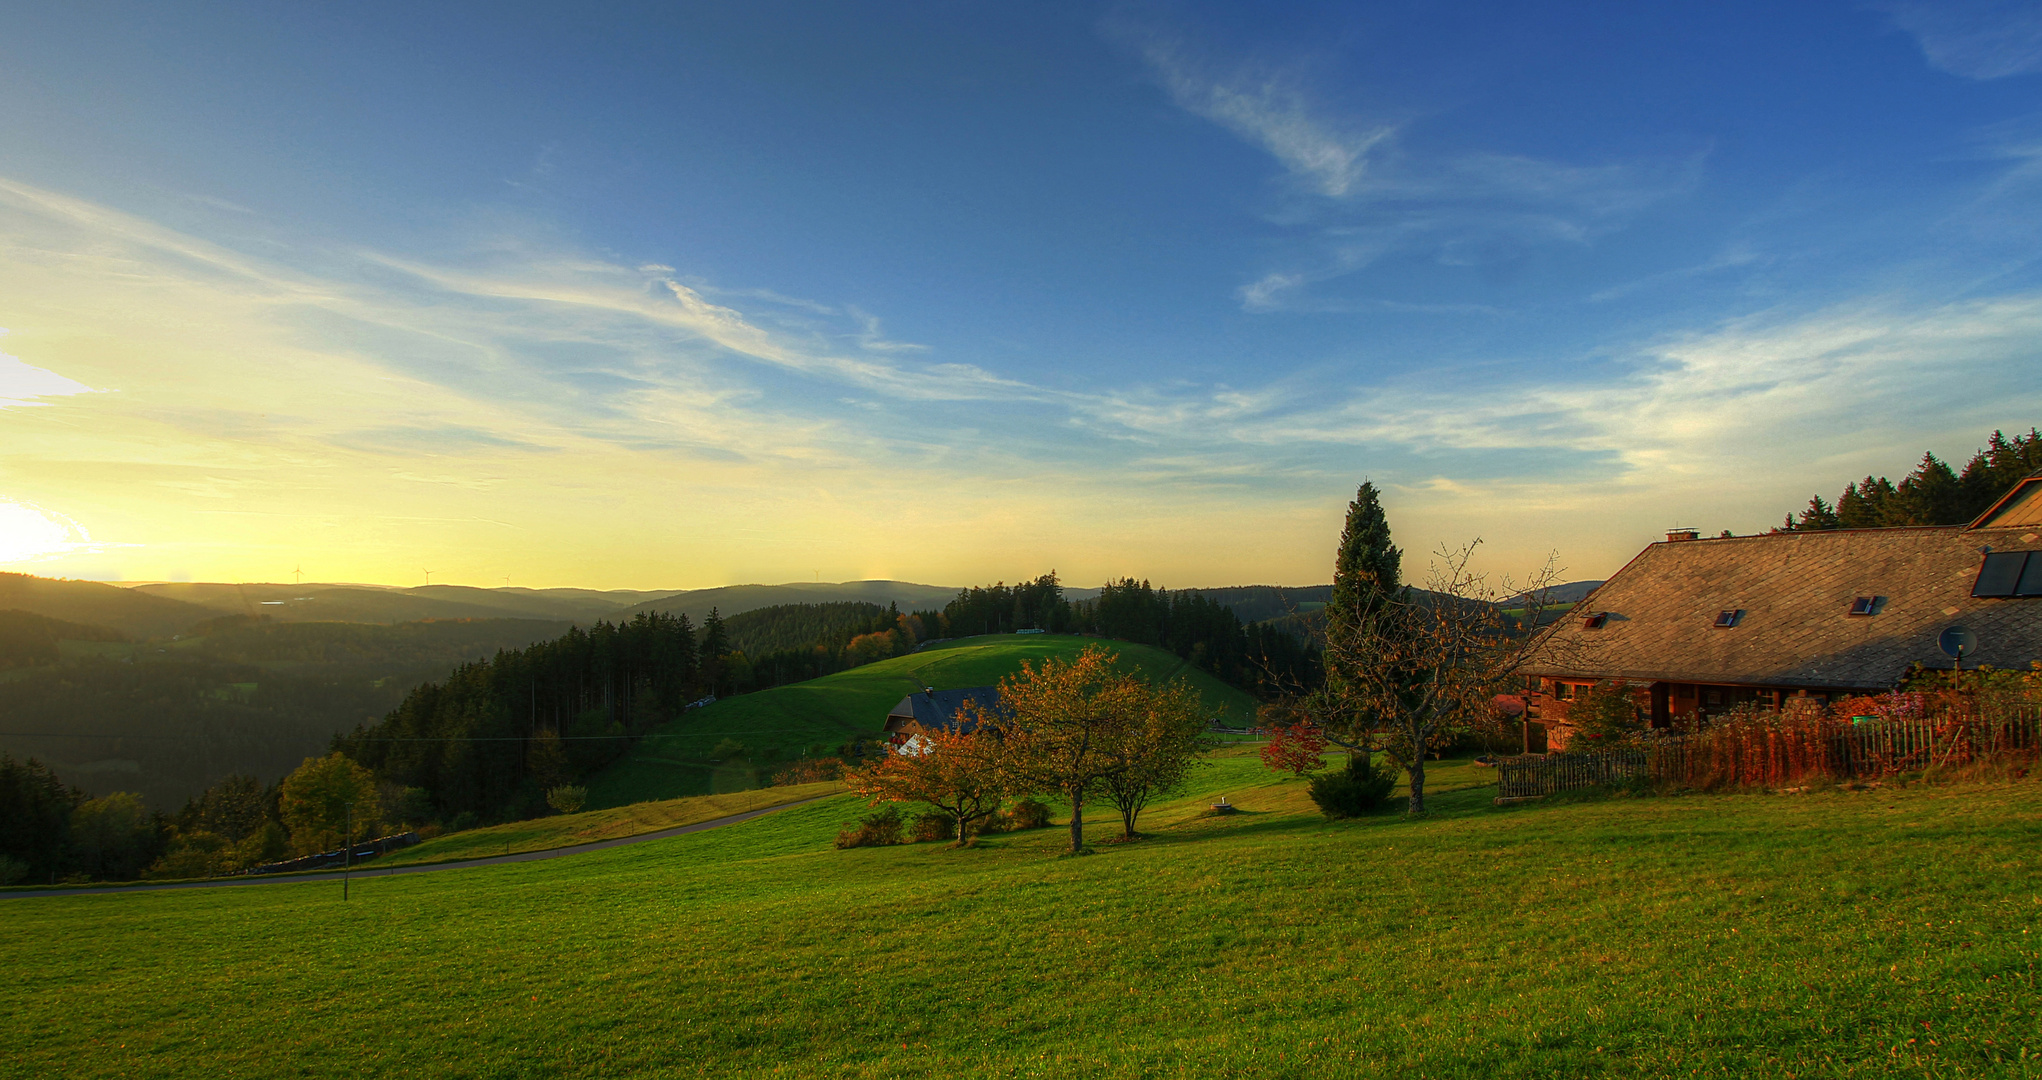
[588,635,1260,807]
[4,747,2038,1078]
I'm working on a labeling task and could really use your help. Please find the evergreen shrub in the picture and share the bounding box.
[1308,753,1398,818]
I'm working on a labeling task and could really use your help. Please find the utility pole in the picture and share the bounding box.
[343,802,353,901]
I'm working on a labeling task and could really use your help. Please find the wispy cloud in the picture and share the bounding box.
[0,334,97,408]
[1136,37,1393,198]
[1118,29,1698,312]
[1884,1,2042,80]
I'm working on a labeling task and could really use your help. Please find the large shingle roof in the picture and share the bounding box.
[1526,523,2042,690]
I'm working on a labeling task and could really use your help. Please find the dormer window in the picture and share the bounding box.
[1714,609,1743,628]
[1848,596,1876,616]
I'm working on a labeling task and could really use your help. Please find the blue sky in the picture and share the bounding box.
[1,1,2039,589]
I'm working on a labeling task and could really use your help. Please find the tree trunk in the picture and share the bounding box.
[1067,790,1084,852]
[1407,753,1426,815]
[956,812,969,846]
[1120,801,1138,838]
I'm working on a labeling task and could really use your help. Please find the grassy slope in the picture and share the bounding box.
[4,753,2037,1078]
[587,634,1261,807]
[375,782,844,867]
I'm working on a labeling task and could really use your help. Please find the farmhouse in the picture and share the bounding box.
[882,685,1002,753]
[1523,472,2042,750]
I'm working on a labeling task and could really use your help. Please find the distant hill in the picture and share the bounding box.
[0,615,587,809]
[124,581,654,625]
[620,580,965,623]
[0,609,125,669]
[0,573,215,639]
[1503,580,1605,609]
[1168,584,1332,623]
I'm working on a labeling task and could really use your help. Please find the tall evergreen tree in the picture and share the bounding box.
[1326,481,1402,636]
[1795,495,1839,530]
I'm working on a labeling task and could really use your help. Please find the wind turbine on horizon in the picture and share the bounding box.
[422,568,434,586]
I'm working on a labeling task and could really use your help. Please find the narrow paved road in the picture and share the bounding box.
[1,794,832,900]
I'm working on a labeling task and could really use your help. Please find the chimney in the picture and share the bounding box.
[1666,528,1700,542]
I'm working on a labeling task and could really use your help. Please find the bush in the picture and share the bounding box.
[833,806,904,849]
[909,809,956,843]
[710,738,749,761]
[0,854,30,886]
[772,758,846,786]
[1308,753,1399,818]
[993,797,1053,832]
[448,811,479,833]
[545,785,588,815]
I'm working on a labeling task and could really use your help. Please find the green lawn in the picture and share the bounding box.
[5,750,2037,1078]
[587,634,1261,807]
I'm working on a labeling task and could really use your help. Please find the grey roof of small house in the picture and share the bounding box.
[884,686,1004,734]
[1524,522,2042,690]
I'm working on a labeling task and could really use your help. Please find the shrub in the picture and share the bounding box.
[1001,797,1052,831]
[772,758,846,786]
[448,811,480,832]
[1261,720,1330,778]
[0,854,30,886]
[833,806,904,849]
[1308,753,1399,818]
[909,809,956,843]
[545,785,587,815]
[710,738,749,761]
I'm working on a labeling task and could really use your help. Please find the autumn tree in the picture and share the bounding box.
[847,725,1008,845]
[1259,718,1330,779]
[969,645,1150,854]
[279,752,381,855]
[1097,677,1209,839]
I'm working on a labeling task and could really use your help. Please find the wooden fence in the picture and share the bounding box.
[1496,703,2041,802]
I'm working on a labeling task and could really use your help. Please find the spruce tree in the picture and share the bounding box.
[1326,481,1402,634]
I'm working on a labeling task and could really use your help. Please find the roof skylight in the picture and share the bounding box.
[1848,596,1876,616]
[1713,609,1743,628]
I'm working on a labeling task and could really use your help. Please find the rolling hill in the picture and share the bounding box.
[586,633,1261,807]
[617,579,966,623]
[124,582,651,625]
[0,573,216,639]
[0,617,582,809]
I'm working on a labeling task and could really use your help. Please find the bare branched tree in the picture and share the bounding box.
[1319,540,1567,814]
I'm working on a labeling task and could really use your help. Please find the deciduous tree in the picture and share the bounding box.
[1259,719,1330,779]
[1098,678,1209,838]
[847,726,1007,845]
[970,645,1146,854]
[279,752,381,855]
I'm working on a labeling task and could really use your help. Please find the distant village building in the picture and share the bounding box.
[1522,471,2042,751]
[883,685,1003,754]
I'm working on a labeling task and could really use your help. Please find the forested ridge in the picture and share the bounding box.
[1778,426,2042,530]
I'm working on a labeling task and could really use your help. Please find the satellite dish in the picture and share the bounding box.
[1938,625,1977,661]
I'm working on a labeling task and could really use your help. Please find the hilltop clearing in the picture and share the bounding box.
[5,750,2035,1077]
[587,634,1259,807]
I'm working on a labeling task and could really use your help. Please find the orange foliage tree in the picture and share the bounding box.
[965,645,1154,854]
[845,727,1007,845]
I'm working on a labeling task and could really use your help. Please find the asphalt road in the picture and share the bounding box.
[1,794,832,900]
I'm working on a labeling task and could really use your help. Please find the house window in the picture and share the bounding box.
[1581,612,1608,629]
[1556,683,1576,700]
[1705,689,1723,706]
[1848,596,1876,616]
[1713,609,1743,628]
